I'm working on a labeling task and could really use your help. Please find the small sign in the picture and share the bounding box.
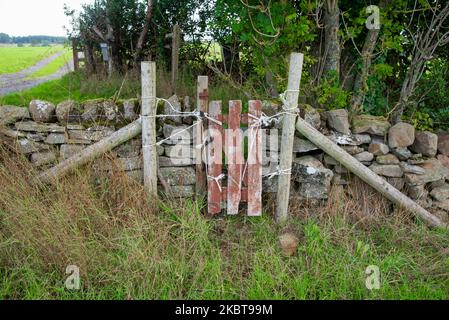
[100,43,109,62]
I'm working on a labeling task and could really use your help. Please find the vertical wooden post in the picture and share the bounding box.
[171,24,181,94]
[72,39,79,71]
[195,76,208,197]
[276,53,304,224]
[227,100,243,215]
[248,100,262,216]
[141,62,158,197]
[207,101,223,214]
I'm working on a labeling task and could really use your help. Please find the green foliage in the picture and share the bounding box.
[407,111,435,132]
[314,71,350,110]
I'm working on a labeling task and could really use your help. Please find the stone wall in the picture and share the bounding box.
[0,100,448,221]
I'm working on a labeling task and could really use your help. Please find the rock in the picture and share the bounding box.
[437,155,449,170]
[29,100,56,123]
[102,100,117,121]
[125,170,143,183]
[430,179,447,189]
[293,138,319,153]
[324,155,338,166]
[342,146,364,155]
[157,145,164,156]
[123,99,139,121]
[16,139,49,154]
[369,163,403,177]
[292,156,334,199]
[163,124,193,140]
[417,197,433,209]
[404,159,449,186]
[164,95,183,124]
[31,151,56,167]
[353,134,372,145]
[68,127,115,143]
[387,177,405,191]
[15,121,65,133]
[300,104,321,129]
[368,142,389,156]
[430,210,448,223]
[354,152,374,162]
[430,185,449,202]
[165,145,195,159]
[56,100,76,124]
[388,123,415,148]
[352,115,391,136]
[279,233,299,257]
[411,131,438,157]
[60,144,85,160]
[332,174,349,185]
[334,164,350,174]
[26,133,45,142]
[0,128,25,139]
[325,109,350,134]
[400,163,426,175]
[160,167,196,186]
[169,185,195,198]
[437,133,449,156]
[407,184,427,200]
[434,200,449,212]
[82,100,100,122]
[392,147,413,161]
[113,139,141,158]
[376,154,400,165]
[0,105,30,126]
[117,157,142,171]
[45,133,65,145]
[182,96,194,125]
[159,156,195,167]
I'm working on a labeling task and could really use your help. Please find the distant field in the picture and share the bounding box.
[27,49,73,79]
[0,45,64,74]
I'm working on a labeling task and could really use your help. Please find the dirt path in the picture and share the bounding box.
[0,51,74,97]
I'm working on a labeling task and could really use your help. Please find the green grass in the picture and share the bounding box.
[0,153,448,300]
[27,49,73,79]
[0,45,64,74]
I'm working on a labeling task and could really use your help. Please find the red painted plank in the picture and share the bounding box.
[207,101,223,215]
[226,100,243,215]
[247,100,262,216]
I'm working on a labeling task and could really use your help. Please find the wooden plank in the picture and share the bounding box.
[195,76,208,197]
[207,101,223,215]
[276,53,304,224]
[227,100,243,215]
[247,100,262,216]
[141,62,158,197]
[222,187,248,203]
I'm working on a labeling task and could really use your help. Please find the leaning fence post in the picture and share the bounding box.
[141,61,158,197]
[276,53,304,224]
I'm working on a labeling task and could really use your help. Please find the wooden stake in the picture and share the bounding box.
[295,117,448,230]
[227,100,243,215]
[171,24,181,94]
[195,76,208,197]
[276,53,304,224]
[248,100,262,216]
[141,62,158,197]
[207,101,223,214]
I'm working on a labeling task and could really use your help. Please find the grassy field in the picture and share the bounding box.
[0,45,65,75]
[0,150,448,300]
[26,49,73,79]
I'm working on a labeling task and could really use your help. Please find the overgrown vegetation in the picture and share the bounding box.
[0,149,448,299]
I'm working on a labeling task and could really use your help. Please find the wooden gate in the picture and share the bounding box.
[202,100,263,216]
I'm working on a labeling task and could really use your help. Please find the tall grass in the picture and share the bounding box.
[0,149,448,300]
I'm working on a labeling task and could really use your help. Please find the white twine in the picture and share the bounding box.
[263,166,292,180]
[207,173,226,192]
[279,89,301,112]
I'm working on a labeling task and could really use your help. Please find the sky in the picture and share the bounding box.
[0,0,94,37]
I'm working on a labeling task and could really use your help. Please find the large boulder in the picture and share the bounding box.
[164,95,183,124]
[292,156,334,199]
[56,100,77,124]
[411,131,438,157]
[325,109,350,134]
[352,115,391,136]
[0,105,30,126]
[437,133,449,156]
[388,122,415,148]
[29,100,56,123]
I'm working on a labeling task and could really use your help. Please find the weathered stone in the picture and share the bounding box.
[437,133,449,156]
[325,109,350,134]
[125,170,143,183]
[0,105,30,126]
[56,100,76,124]
[392,147,412,161]
[404,159,449,186]
[342,145,364,155]
[433,200,449,212]
[407,184,427,200]
[29,100,56,123]
[430,179,447,189]
[376,154,400,165]
[123,99,139,121]
[159,156,195,167]
[293,138,319,153]
[292,156,334,199]
[411,131,438,157]
[118,157,142,171]
[388,122,415,149]
[165,145,194,159]
[408,159,425,165]
[400,163,426,175]
[26,132,45,142]
[334,164,350,174]
[353,134,372,145]
[68,127,115,143]
[113,139,141,158]
[300,104,321,129]
[279,233,299,257]
[16,139,49,154]
[352,115,391,136]
[354,152,374,162]
[15,121,65,133]
[368,142,389,156]
[324,154,338,166]
[160,167,196,186]
[60,144,85,160]
[163,124,193,140]
[437,154,449,170]
[417,197,433,209]
[164,95,183,124]
[31,151,57,167]
[169,185,195,198]
[102,100,117,121]
[157,145,164,156]
[386,177,405,191]
[82,101,100,122]
[430,185,449,202]
[0,128,25,139]
[182,96,194,125]
[431,210,448,223]
[45,133,65,145]
[369,163,403,177]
